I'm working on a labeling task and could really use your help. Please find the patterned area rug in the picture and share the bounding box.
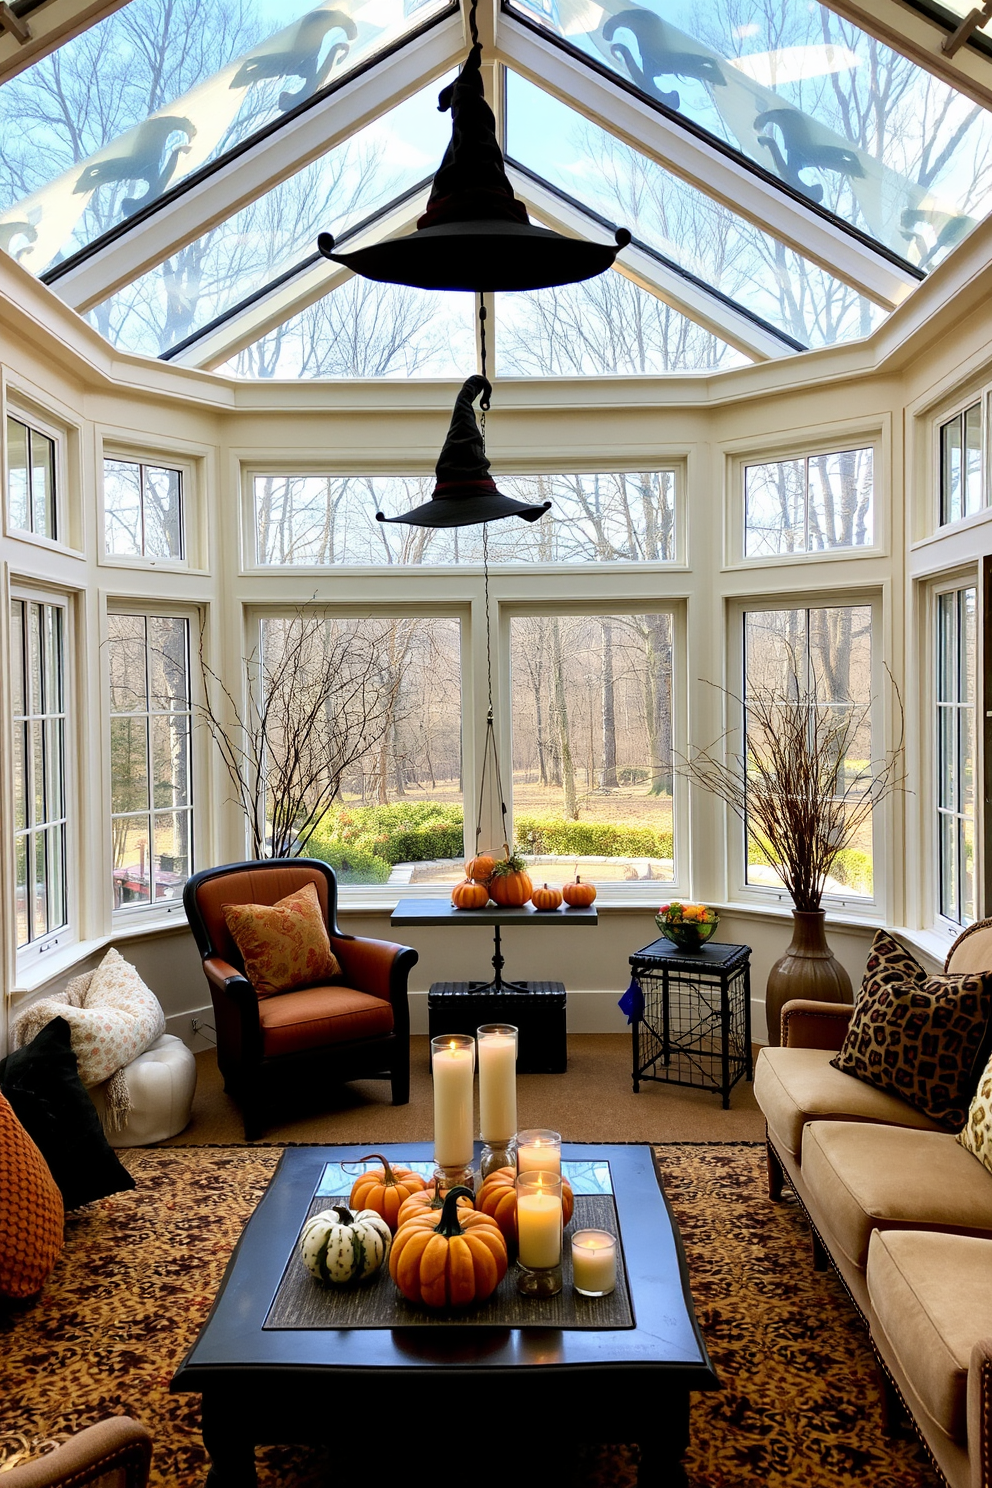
[0,1145,941,1487]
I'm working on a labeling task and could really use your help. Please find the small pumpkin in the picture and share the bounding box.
[476,1166,574,1247]
[452,878,490,910]
[395,1184,474,1229]
[562,875,597,907]
[465,854,496,884]
[488,851,533,908]
[300,1204,391,1285]
[390,1186,507,1307]
[348,1153,428,1231]
[532,882,563,912]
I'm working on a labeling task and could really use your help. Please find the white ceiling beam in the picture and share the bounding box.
[172,188,430,370]
[48,12,464,314]
[509,166,795,361]
[824,0,992,112]
[0,0,130,84]
[496,12,920,312]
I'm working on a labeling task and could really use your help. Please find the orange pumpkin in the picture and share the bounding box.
[396,1185,474,1229]
[452,879,489,910]
[476,1166,574,1246]
[390,1187,508,1307]
[465,854,496,884]
[532,882,563,912]
[562,875,597,907]
[488,852,533,907]
[348,1153,428,1232]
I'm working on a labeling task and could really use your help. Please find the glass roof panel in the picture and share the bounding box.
[505,0,992,268]
[216,278,476,377]
[496,274,749,373]
[85,82,452,356]
[0,0,450,274]
[506,72,883,347]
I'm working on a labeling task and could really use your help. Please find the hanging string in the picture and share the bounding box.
[475,521,510,854]
[478,292,489,446]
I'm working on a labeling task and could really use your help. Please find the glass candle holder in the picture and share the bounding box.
[516,1129,561,1177]
[431,1033,475,1173]
[571,1229,617,1297]
[516,1170,563,1297]
[478,1023,518,1177]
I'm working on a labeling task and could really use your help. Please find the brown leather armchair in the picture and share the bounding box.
[183,859,417,1140]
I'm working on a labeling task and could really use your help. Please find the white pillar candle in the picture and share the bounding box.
[431,1034,475,1169]
[516,1129,561,1176]
[516,1173,563,1269]
[571,1229,617,1296]
[478,1024,517,1143]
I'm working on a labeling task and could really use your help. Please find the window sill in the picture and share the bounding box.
[888,924,956,970]
[12,935,105,996]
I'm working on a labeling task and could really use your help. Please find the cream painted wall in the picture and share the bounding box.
[4,213,992,1057]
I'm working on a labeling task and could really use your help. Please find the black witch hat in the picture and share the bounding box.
[377,375,551,528]
[318,41,629,292]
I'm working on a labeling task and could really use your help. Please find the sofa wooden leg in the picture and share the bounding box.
[810,1226,829,1271]
[876,1362,908,1437]
[391,1058,410,1106]
[766,1140,785,1201]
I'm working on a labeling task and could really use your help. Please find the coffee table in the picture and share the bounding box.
[171,1143,718,1486]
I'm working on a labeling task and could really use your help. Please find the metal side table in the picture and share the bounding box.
[627,938,752,1108]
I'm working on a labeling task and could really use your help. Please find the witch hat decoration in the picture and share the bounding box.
[317,35,629,293]
[377,375,551,528]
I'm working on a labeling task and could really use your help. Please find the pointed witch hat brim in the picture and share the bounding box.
[376,373,552,529]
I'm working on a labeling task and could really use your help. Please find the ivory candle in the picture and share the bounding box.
[516,1129,561,1176]
[516,1173,563,1270]
[571,1229,617,1296]
[477,1024,517,1143]
[431,1034,475,1169]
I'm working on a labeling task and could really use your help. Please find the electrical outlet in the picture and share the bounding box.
[190,1017,201,1035]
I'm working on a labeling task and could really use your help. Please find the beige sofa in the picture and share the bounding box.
[753,920,992,1488]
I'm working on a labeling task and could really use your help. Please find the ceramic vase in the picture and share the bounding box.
[765,909,853,1047]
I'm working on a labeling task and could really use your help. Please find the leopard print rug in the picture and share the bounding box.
[0,1145,940,1486]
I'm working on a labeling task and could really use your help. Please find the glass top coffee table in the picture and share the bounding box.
[172,1143,718,1486]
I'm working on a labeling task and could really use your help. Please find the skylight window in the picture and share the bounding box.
[505,0,992,269]
[0,0,451,274]
[505,72,882,348]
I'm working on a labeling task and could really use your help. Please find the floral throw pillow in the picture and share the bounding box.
[959,1050,992,1173]
[223,881,341,998]
[831,969,991,1131]
[859,928,928,1003]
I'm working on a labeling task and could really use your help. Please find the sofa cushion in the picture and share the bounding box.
[223,881,341,998]
[867,1229,992,1445]
[859,928,929,1002]
[830,968,990,1130]
[0,1091,63,1300]
[755,1046,942,1162]
[802,1120,992,1272]
[0,1018,135,1210]
[258,985,394,1058]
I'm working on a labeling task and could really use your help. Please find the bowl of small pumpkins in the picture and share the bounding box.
[655,901,719,951]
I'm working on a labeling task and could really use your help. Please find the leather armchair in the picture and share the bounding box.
[0,1417,152,1487]
[183,859,417,1140]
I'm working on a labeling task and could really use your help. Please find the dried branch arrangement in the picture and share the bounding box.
[679,665,904,912]
[196,609,402,859]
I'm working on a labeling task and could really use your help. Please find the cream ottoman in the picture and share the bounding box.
[89,1034,197,1146]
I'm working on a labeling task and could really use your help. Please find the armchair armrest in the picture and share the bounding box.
[781,999,855,1050]
[331,936,415,1004]
[202,956,256,1010]
[0,1416,152,1487]
[969,1338,992,1488]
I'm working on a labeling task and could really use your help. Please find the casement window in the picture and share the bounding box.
[742,602,875,902]
[12,596,69,956]
[936,585,978,926]
[107,613,193,912]
[743,448,874,558]
[104,457,184,561]
[249,471,677,567]
[939,403,983,526]
[7,415,57,541]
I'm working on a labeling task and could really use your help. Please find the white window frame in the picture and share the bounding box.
[106,602,197,925]
[98,433,208,573]
[10,585,76,975]
[930,572,982,932]
[930,389,992,535]
[3,399,74,554]
[725,590,884,918]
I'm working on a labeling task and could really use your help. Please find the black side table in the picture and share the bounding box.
[628,938,752,1108]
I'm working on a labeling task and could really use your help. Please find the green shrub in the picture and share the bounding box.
[305,829,391,884]
[308,801,465,872]
[829,848,873,895]
[376,822,465,865]
[514,815,673,860]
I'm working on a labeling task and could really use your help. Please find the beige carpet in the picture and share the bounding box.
[166,1034,764,1145]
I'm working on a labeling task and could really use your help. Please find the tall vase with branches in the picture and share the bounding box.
[679,661,903,1044]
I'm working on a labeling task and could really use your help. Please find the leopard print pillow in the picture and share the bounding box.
[859,928,928,1003]
[959,1051,992,1172]
[831,968,991,1131]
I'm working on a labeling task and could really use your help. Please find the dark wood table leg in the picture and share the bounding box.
[202,1400,258,1488]
[636,1392,690,1486]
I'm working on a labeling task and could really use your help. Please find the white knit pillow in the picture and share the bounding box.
[14,948,165,1088]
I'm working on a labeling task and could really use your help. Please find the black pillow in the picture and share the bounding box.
[0,1017,135,1210]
